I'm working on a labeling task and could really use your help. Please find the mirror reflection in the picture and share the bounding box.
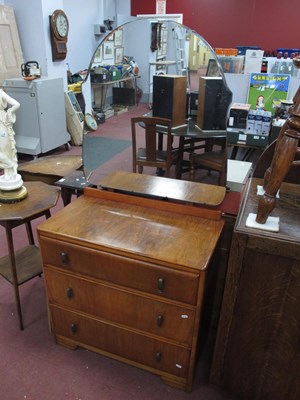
[84,18,223,116]
[78,18,227,179]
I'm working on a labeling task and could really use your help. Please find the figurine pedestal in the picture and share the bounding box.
[0,185,28,203]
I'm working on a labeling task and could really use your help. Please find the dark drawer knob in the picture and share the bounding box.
[157,314,164,327]
[157,277,165,292]
[61,252,69,267]
[70,323,77,334]
[66,287,74,299]
[155,352,161,362]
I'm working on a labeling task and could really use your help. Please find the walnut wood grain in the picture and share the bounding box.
[99,170,226,207]
[38,188,224,391]
[18,155,83,185]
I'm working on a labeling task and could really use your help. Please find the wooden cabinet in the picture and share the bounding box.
[37,188,224,391]
[210,177,300,399]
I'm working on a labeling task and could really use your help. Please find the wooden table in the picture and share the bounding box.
[18,155,83,186]
[99,170,226,207]
[55,170,97,206]
[91,75,140,112]
[141,116,227,179]
[0,181,60,330]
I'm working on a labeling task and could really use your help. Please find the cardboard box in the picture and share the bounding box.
[228,103,251,129]
[227,127,269,147]
[254,110,264,134]
[227,160,252,192]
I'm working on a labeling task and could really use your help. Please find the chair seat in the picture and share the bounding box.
[131,116,178,178]
[190,148,227,186]
[191,150,224,169]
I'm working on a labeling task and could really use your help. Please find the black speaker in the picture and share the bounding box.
[152,75,187,127]
[197,77,232,130]
[112,87,135,106]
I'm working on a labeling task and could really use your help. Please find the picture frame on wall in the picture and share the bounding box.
[114,29,123,47]
[103,41,114,60]
[115,47,124,64]
[162,28,168,43]
[94,46,102,63]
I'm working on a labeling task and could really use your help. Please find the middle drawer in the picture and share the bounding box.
[44,267,195,346]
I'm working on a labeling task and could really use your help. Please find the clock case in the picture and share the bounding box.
[49,9,69,61]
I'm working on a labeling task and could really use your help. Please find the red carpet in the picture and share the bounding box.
[0,104,240,399]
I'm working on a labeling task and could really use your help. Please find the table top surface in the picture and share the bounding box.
[144,116,227,139]
[99,171,226,207]
[91,75,140,86]
[236,177,300,242]
[38,188,224,271]
[0,181,60,221]
[56,170,95,190]
[149,60,176,65]
[18,155,83,178]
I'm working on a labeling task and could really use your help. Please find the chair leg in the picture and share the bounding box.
[189,161,195,181]
[138,165,143,174]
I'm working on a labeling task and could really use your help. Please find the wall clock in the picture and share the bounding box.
[49,9,69,61]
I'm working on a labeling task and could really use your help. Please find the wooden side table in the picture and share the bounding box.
[0,181,60,330]
[55,170,97,206]
[18,155,83,186]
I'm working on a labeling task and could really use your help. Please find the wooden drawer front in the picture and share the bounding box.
[51,305,190,378]
[45,268,195,346]
[40,237,199,305]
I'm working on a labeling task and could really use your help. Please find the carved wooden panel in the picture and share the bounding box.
[0,5,23,85]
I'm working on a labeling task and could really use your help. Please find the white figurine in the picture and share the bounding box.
[0,88,23,191]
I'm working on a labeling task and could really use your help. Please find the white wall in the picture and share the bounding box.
[4,0,123,89]
[63,0,100,73]
[6,0,49,75]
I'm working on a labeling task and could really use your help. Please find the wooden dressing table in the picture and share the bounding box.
[99,170,226,207]
[37,185,225,391]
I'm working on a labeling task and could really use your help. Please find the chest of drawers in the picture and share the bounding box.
[38,188,224,391]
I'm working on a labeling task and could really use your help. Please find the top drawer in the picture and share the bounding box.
[39,237,200,305]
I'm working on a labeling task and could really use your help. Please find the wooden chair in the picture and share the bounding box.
[189,138,228,186]
[131,116,178,177]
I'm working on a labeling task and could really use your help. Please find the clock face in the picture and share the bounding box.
[50,10,69,60]
[55,13,68,38]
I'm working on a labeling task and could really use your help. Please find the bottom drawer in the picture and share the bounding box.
[51,305,190,378]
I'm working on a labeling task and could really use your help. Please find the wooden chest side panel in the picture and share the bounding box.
[220,248,300,399]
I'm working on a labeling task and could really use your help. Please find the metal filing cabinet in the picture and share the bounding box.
[3,77,70,156]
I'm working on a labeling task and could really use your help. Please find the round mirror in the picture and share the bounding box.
[80,17,228,177]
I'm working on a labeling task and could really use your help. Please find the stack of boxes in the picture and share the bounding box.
[227,103,271,147]
[246,109,272,135]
